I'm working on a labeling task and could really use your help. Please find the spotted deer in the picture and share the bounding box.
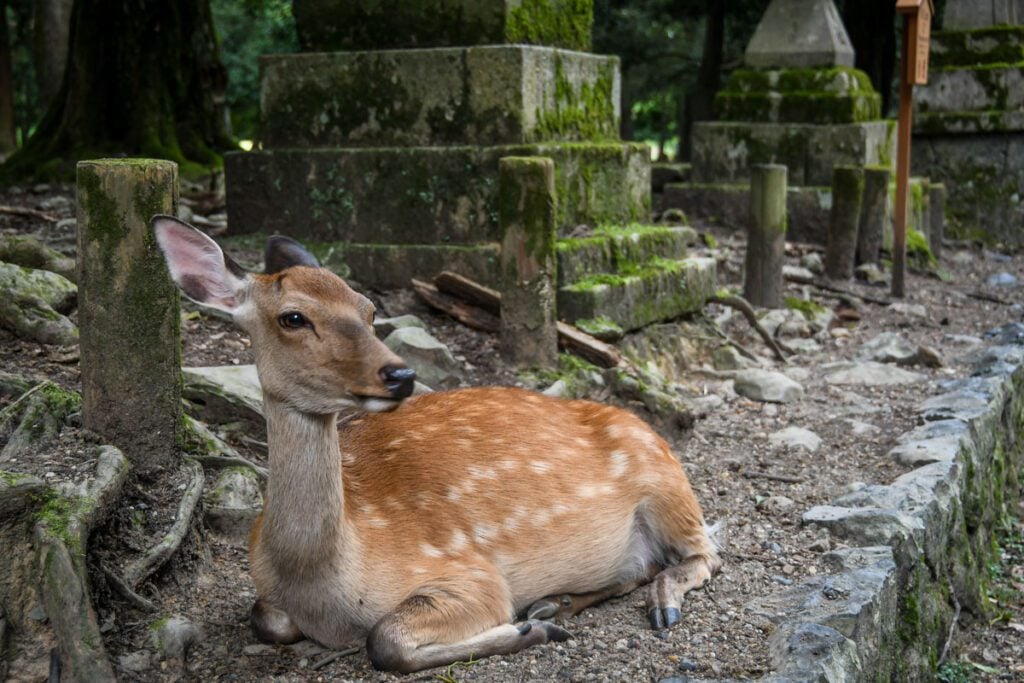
[153,215,721,673]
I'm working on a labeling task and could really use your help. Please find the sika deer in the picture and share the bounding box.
[153,216,721,674]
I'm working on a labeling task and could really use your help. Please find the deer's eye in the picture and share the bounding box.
[278,312,309,329]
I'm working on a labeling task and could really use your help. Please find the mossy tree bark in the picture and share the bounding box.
[2,0,231,181]
[0,0,16,160]
[32,0,74,111]
[842,0,897,114]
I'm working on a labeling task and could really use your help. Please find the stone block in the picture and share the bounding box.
[342,243,501,289]
[556,225,695,284]
[557,257,716,331]
[914,64,1024,115]
[292,0,593,52]
[942,0,1024,30]
[261,47,619,148]
[225,143,650,244]
[691,120,893,186]
[715,67,881,125]
[929,26,1024,68]
[76,159,181,476]
[744,0,854,69]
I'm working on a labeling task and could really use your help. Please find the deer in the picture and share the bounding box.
[152,215,721,674]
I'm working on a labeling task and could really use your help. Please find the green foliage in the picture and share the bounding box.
[211,0,298,141]
[6,0,42,145]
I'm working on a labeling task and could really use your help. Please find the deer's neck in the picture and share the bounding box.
[262,396,348,571]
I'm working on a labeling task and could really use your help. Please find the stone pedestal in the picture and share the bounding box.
[667,0,896,242]
[913,6,1024,244]
[226,3,652,289]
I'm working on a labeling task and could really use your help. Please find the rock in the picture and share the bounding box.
[712,344,758,371]
[829,327,850,338]
[37,195,72,212]
[855,332,917,365]
[854,263,887,285]
[914,344,943,368]
[31,183,51,194]
[888,302,927,318]
[733,370,805,403]
[889,437,962,466]
[845,419,880,436]
[786,338,823,354]
[744,0,855,68]
[822,361,924,386]
[919,390,990,421]
[984,322,1024,345]
[783,264,817,280]
[1,382,81,462]
[986,271,1018,288]
[801,252,825,274]
[943,333,983,347]
[769,426,822,451]
[950,250,973,266]
[373,314,426,339]
[541,379,568,398]
[176,204,194,222]
[204,468,263,544]
[383,327,462,389]
[117,651,153,673]
[183,365,265,431]
[759,495,796,513]
[0,262,78,345]
[150,616,202,662]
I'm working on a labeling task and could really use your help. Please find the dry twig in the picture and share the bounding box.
[708,294,793,363]
[742,470,805,484]
[0,205,59,222]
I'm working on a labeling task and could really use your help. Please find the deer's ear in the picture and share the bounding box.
[152,215,249,314]
[264,235,320,274]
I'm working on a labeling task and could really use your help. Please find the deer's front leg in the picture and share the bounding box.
[251,599,304,644]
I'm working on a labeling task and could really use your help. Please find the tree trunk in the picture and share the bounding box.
[0,0,17,159]
[2,0,231,181]
[32,0,74,111]
[679,0,725,160]
[842,0,897,113]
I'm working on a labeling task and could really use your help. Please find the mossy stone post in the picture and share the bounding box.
[825,165,865,280]
[857,165,890,265]
[499,156,558,367]
[744,164,787,308]
[77,159,181,477]
[929,182,946,260]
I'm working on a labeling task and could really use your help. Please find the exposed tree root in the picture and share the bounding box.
[193,454,268,480]
[36,445,130,682]
[101,564,158,612]
[708,294,793,363]
[123,459,205,589]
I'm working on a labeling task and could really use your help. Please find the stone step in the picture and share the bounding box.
[557,256,717,333]
[915,64,1024,115]
[930,27,1024,69]
[556,224,697,284]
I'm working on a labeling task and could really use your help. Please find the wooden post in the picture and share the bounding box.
[826,165,865,279]
[893,0,934,297]
[77,159,181,476]
[857,165,891,265]
[743,164,787,309]
[499,156,558,367]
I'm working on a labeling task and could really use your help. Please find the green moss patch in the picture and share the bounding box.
[715,67,882,124]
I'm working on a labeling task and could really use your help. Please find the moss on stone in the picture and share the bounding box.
[931,27,1024,68]
[506,0,593,52]
[784,296,827,319]
[532,54,617,142]
[716,66,882,124]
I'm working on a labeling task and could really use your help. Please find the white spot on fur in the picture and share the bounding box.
[530,460,552,475]
[498,460,518,471]
[474,523,497,544]
[630,426,660,452]
[420,543,443,558]
[449,529,468,553]
[386,438,405,449]
[609,450,630,477]
[605,423,624,439]
[367,517,389,528]
[577,483,617,498]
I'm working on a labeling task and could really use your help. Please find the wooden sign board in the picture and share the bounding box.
[897,0,934,85]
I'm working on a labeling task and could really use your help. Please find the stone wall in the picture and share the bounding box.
[752,324,1024,680]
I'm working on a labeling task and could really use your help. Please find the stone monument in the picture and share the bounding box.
[662,0,900,243]
[913,0,1024,244]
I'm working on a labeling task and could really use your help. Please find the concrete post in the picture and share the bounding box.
[77,159,181,476]
[744,164,787,308]
[857,165,890,265]
[499,157,558,367]
[825,165,864,280]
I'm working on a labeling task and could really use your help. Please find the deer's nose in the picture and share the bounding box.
[380,365,416,399]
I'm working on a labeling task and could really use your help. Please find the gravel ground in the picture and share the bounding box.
[1,184,1022,681]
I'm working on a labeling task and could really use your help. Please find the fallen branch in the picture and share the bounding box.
[708,294,792,363]
[123,458,205,589]
[193,454,268,480]
[784,272,892,306]
[420,271,623,368]
[0,204,59,222]
[411,279,500,333]
[310,646,361,670]
[966,290,1012,306]
[742,470,805,484]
